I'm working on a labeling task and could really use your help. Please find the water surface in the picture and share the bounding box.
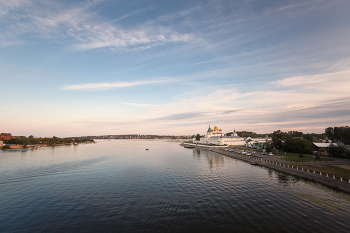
[1,140,350,232]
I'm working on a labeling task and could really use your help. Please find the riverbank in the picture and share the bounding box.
[203,147,350,195]
[0,141,96,150]
[181,142,229,148]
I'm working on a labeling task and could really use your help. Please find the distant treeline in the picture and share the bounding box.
[233,131,271,138]
[271,130,315,154]
[80,135,191,139]
[325,126,350,145]
[224,127,349,157]
[3,136,94,146]
[271,127,349,157]
[231,130,326,139]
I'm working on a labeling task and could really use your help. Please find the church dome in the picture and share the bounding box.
[214,126,218,131]
[219,128,222,131]
[207,126,212,133]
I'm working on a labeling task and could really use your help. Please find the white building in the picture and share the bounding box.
[193,125,246,146]
[0,141,4,147]
[246,135,272,148]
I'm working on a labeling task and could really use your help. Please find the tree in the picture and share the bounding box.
[325,127,334,141]
[272,130,287,150]
[265,140,272,153]
[325,126,350,144]
[22,138,28,148]
[288,131,303,138]
[284,138,313,154]
[236,131,264,138]
[328,144,344,158]
[195,134,201,141]
[303,134,313,142]
[299,151,303,158]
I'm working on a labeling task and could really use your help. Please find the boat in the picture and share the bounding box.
[145,149,149,150]
[250,161,257,165]
[184,145,195,148]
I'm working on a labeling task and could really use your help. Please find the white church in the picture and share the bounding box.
[192,125,272,146]
[193,125,246,146]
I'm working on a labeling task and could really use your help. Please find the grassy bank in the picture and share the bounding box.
[292,164,350,181]
[275,153,335,162]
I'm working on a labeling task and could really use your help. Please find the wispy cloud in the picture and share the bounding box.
[0,0,194,50]
[152,111,207,121]
[63,79,168,91]
[271,70,350,92]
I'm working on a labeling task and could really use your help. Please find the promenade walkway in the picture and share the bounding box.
[204,147,350,195]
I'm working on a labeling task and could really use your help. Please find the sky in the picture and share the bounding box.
[1,0,350,137]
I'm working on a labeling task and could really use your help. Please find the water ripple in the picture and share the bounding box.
[0,140,350,233]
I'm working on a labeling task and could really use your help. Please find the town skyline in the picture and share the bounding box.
[1,0,350,137]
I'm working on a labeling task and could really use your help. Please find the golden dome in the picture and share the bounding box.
[214,126,218,131]
[219,128,222,131]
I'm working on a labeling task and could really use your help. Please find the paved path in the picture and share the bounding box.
[202,147,350,195]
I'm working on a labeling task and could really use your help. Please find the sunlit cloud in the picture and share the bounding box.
[272,70,350,87]
[63,79,169,91]
[2,0,350,137]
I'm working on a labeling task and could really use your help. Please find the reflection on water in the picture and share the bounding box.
[0,140,350,233]
[193,148,225,170]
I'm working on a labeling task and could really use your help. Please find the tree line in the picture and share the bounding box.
[235,131,270,138]
[325,126,350,145]
[3,136,94,147]
[271,130,315,154]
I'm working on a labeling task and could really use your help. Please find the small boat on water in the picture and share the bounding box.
[250,161,257,165]
[145,149,149,150]
[184,145,195,148]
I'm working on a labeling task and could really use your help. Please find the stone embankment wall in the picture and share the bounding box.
[205,147,350,195]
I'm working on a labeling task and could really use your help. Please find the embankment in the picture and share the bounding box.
[205,147,350,195]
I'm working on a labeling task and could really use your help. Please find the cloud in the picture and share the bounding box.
[272,70,350,87]
[221,109,242,114]
[0,0,28,17]
[0,0,194,50]
[62,79,168,91]
[153,111,207,121]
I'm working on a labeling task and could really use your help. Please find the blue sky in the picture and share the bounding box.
[1,0,350,137]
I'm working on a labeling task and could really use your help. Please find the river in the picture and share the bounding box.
[1,140,349,232]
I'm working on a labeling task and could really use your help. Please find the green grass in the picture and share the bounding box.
[274,152,299,157]
[295,164,350,181]
[276,154,335,162]
[297,193,340,211]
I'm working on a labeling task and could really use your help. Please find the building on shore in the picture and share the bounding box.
[313,142,338,155]
[193,126,246,146]
[192,125,272,146]
[0,141,4,147]
[0,133,17,141]
[246,135,272,148]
